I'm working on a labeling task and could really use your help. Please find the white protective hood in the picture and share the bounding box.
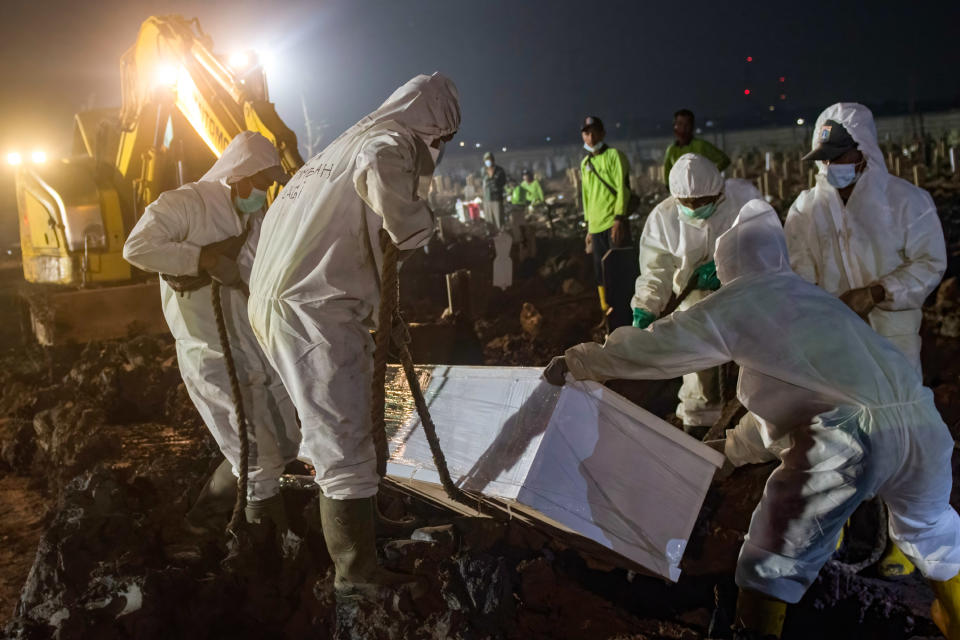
[328,72,460,155]
[669,153,725,198]
[812,103,888,194]
[716,199,792,285]
[199,131,282,184]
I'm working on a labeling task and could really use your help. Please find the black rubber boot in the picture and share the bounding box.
[184,459,236,535]
[318,494,421,598]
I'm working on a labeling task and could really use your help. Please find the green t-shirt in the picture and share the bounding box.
[580,146,630,234]
[663,138,731,184]
[513,180,544,205]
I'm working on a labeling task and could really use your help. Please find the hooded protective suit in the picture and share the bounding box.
[248,73,460,500]
[632,153,761,427]
[565,200,960,604]
[123,131,301,501]
[784,103,946,371]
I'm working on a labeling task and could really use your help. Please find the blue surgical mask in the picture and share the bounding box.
[583,142,601,153]
[484,159,493,168]
[233,186,267,214]
[826,163,860,189]
[678,200,719,220]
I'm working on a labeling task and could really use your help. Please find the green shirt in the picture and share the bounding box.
[580,146,630,234]
[663,138,731,184]
[512,180,544,205]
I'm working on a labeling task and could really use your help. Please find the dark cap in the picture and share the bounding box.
[581,116,604,132]
[483,151,494,161]
[521,169,532,178]
[802,120,857,162]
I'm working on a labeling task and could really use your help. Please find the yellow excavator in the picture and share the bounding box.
[15,15,303,344]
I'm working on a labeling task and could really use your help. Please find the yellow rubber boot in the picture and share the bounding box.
[597,285,610,313]
[734,588,786,638]
[930,572,960,639]
[878,543,916,578]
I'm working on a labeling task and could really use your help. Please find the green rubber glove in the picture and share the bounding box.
[632,308,656,329]
[694,260,721,291]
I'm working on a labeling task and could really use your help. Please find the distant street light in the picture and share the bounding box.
[796,118,805,126]
[31,150,47,164]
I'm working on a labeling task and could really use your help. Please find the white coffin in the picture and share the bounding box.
[385,366,724,581]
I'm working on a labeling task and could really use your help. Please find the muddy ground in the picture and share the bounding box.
[0,187,958,639]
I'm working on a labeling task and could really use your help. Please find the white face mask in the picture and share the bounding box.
[484,159,493,168]
[430,140,445,167]
[583,142,601,153]
[826,163,860,189]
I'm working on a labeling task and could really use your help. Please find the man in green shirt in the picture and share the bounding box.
[580,115,631,316]
[511,170,545,206]
[663,109,730,184]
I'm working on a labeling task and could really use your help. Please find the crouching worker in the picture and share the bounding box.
[123,132,302,536]
[633,153,760,438]
[543,200,960,639]
[248,73,460,596]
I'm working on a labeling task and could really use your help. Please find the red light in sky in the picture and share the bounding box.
[744,89,751,95]
[746,56,753,62]
[779,76,786,82]
[780,94,786,100]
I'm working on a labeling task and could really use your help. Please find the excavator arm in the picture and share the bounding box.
[17,15,304,344]
[116,15,303,210]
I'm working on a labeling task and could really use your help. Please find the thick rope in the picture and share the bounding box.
[372,229,480,510]
[211,281,250,534]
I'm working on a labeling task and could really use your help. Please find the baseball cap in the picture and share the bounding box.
[581,116,605,132]
[802,120,857,162]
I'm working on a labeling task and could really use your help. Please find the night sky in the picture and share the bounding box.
[1,0,959,160]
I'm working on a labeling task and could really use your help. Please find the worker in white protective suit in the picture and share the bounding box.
[785,103,946,373]
[543,200,960,640]
[631,153,761,438]
[123,131,302,534]
[248,73,459,595]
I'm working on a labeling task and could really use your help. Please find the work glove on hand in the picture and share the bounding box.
[206,226,251,260]
[840,284,884,320]
[584,232,593,255]
[208,255,242,287]
[632,308,656,329]
[693,260,721,291]
[198,227,251,273]
[542,356,569,386]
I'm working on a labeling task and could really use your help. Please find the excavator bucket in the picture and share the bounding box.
[24,281,167,346]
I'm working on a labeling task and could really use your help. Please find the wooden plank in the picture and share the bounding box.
[382,476,657,577]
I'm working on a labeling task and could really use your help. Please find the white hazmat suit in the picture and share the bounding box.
[248,73,460,500]
[632,153,761,427]
[785,103,946,371]
[566,199,960,603]
[123,131,302,502]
